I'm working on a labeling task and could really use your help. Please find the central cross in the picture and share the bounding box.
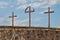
[25,6,35,27]
[9,12,17,26]
[44,7,54,28]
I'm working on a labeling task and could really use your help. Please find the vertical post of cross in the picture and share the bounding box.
[25,6,35,27]
[29,6,31,27]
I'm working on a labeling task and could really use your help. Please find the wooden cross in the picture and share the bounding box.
[25,6,35,27]
[9,12,17,26]
[44,7,54,28]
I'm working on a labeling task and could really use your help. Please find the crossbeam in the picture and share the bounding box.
[25,6,35,27]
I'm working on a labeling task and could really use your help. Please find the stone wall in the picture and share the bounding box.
[0,27,60,40]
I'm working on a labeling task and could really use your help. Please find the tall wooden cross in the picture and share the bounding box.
[25,6,35,27]
[9,12,17,26]
[44,7,54,28]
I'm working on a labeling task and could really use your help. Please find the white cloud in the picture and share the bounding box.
[10,5,14,8]
[17,0,59,9]
[8,18,29,26]
[17,0,27,4]
[0,18,5,22]
[8,17,41,26]
[15,18,29,26]
[17,4,28,9]
[17,0,47,9]
[14,18,28,26]
[0,1,8,8]
[17,1,47,9]
[48,0,57,7]
[40,9,54,14]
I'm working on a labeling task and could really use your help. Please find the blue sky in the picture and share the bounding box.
[0,0,60,28]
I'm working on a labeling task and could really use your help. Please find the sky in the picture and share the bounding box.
[0,0,60,28]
